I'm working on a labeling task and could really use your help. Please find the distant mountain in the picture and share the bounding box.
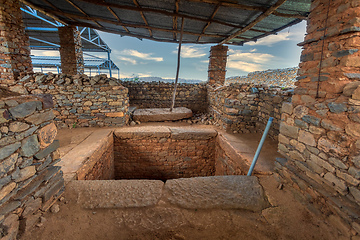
[121,76,204,84]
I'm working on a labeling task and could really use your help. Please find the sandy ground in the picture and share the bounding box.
[20,123,344,240]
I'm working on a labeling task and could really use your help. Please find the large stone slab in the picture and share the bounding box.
[133,107,192,122]
[56,129,113,182]
[169,127,217,140]
[164,176,270,211]
[114,126,170,139]
[67,180,164,208]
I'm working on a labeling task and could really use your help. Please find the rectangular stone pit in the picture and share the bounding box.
[58,126,253,182]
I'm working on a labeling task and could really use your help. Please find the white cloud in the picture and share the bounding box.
[116,56,137,65]
[173,46,207,58]
[227,49,274,72]
[121,49,163,62]
[245,31,303,47]
[31,50,59,57]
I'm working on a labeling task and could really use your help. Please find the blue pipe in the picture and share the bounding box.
[247,117,274,176]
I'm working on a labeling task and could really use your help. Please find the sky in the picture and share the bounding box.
[32,20,307,81]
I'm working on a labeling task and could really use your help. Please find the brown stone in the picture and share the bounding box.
[345,123,360,137]
[105,112,124,118]
[298,130,316,146]
[37,123,57,148]
[133,107,192,122]
[0,182,16,201]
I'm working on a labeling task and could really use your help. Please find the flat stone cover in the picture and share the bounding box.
[67,180,164,208]
[164,176,270,211]
[133,107,192,122]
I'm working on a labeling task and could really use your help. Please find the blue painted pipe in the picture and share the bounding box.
[247,117,274,176]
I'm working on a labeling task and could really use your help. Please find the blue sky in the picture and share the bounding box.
[98,20,306,81]
[32,20,306,81]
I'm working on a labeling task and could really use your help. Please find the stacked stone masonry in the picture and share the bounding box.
[121,81,208,113]
[0,94,64,239]
[208,45,228,85]
[226,67,298,88]
[277,0,360,236]
[0,0,33,86]
[208,83,292,139]
[7,73,129,129]
[58,26,84,75]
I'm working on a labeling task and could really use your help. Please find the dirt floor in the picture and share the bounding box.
[20,123,345,240]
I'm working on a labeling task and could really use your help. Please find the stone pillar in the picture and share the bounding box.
[208,45,228,85]
[0,0,33,86]
[58,26,84,75]
[277,0,360,235]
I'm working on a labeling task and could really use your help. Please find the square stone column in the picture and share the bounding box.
[208,45,228,85]
[277,0,360,235]
[0,0,33,86]
[58,26,84,75]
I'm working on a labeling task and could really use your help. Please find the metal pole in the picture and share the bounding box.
[89,68,91,77]
[107,51,112,78]
[170,17,184,112]
[247,117,274,176]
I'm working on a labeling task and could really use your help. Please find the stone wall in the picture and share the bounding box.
[0,0,33,86]
[121,81,208,113]
[113,127,216,180]
[0,94,64,239]
[9,73,129,129]
[208,84,292,139]
[276,0,360,236]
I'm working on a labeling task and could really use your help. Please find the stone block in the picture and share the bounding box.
[37,123,57,148]
[0,201,21,216]
[0,153,18,177]
[328,102,347,113]
[9,101,38,119]
[328,157,348,170]
[9,122,29,133]
[0,142,21,161]
[336,170,360,186]
[345,123,360,137]
[133,107,192,122]
[0,182,16,201]
[24,110,55,125]
[348,167,360,179]
[324,172,347,193]
[279,122,299,138]
[20,135,40,157]
[293,105,309,118]
[114,126,170,139]
[302,115,320,126]
[67,180,163,208]
[170,127,217,140]
[104,112,124,118]
[164,176,270,211]
[34,140,59,160]
[298,130,316,146]
[310,154,334,172]
[343,81,360,97]
[321,119,343,131]
[13,166,36,183]
[0,109,11,124]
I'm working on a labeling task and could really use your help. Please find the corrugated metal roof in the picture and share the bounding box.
[31,56,119,70]
[21,0,310,45]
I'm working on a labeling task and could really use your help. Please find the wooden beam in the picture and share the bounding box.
[172,0,180,40]
[69,20,244,45]
[39,8,249,40]
[197,3,220,42]
[133,0,152,37]
[219,0,287,45]
[106,6,130,33]
[64,0,103,28]
[187,0,308,19]
[74,0,256,30]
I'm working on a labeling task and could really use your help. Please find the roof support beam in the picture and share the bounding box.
[133,0,153,37]
[197,3,220,42]
[106,6,130,33]
[187,0,308,19]
[219,0,287,45]
[172,0,180,40]
[64,0,103,28]
[38,8,250,40]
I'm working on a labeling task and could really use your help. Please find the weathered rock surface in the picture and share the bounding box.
[67,180,164,208]
[164,176,270,211]
[133,107,192,122]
